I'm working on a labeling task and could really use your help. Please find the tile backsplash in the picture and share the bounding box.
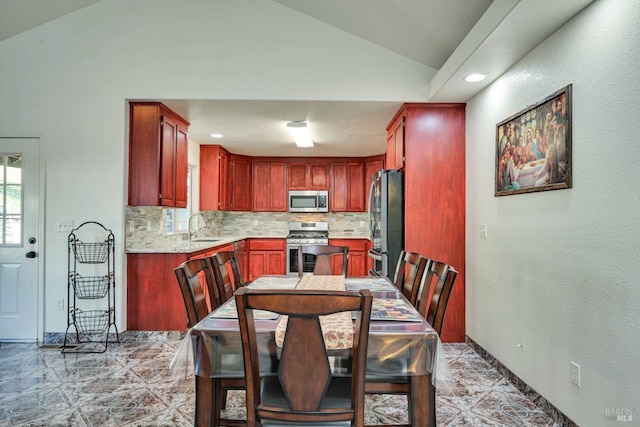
[125,207,369,249]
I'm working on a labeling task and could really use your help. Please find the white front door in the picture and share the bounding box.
[0,137,41,340]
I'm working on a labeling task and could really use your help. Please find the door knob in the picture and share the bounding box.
[25,251,37,259]
[28,237,37,244]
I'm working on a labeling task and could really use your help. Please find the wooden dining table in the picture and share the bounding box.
[188,275,443,427]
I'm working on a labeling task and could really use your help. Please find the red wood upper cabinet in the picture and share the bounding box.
[288,162,329,190]
[270,163,288,210]
[231,154,252,211]
[159,114,177,207]
[330,162,365,212]
[128,102,189,208]
[288,162,308,190]
[364,155,385,200]
[218,150,231,210]
[174,123,189,208]
[253,161,287,212]
[309,163,330,190]
[253,162,270,211]
[200,145,231,211]
[386,113,405,170]
[330,163,348,211]
[348,163,365,212]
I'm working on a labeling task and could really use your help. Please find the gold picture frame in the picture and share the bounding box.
[495,84,572,196]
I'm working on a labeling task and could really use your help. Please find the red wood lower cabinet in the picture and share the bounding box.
[329,239,369,277]
[248,239,286,281]
[126,244,238,332]
[127,253,189,331]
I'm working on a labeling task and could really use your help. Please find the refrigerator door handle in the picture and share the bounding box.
[368,249,383,261]
[367,178,376,240]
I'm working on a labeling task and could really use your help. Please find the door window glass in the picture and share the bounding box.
[0,154,22,245]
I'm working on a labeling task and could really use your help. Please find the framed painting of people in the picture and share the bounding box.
[495,84,572,196]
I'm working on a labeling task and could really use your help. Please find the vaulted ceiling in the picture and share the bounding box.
[0,0,593,156]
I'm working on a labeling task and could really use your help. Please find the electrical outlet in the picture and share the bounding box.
[253,220,258,226]
[480,223,488,237]
[570,361,581,386]
[56,299,64,311]
[56,221,74,232]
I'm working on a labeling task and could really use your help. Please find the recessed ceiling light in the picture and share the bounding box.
[210,133,223,138]
[464,73,486,83]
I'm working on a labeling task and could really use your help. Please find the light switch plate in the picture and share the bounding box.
[56,221,74,232]
[570,361,581,386]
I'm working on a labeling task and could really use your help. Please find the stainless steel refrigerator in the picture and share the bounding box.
[367,169,404,280]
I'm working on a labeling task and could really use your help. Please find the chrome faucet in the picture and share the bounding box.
[188,213,207,240]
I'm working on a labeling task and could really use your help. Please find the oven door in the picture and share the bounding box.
[286,244,322,276]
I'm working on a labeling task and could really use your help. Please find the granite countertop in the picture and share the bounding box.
[126,233,370,254]
[328,234,370,239]
[125,235,251,254]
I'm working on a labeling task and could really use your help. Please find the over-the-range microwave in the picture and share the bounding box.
[288,190,329,213]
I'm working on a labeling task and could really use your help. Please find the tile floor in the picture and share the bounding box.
[0,337,560,426]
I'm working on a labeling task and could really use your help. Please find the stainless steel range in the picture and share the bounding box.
[286,221,329,276]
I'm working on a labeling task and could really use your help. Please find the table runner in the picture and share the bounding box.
[274,275,354,349]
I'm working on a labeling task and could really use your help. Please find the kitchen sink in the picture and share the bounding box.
[190,238,221,243]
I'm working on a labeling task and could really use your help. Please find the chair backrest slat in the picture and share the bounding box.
[297,244,349,277]
[416,261,458,335]
[394,251,428,307]
[236,288,372,426]
[210,250,244,304]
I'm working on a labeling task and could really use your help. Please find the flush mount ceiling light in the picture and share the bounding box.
[464,73,486,83]
[286,121,314,147]
[210,133,223,138]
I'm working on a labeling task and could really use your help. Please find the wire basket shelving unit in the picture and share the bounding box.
[62,221,120,353]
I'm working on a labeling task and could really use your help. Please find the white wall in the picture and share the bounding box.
[466,0,640,425]
[0,0,433,334]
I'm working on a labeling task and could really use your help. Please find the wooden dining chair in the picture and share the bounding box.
[365,259,458,427]
[416,261,458,335]
[235,288,373,427]
[209,250,245,304]
[174,259,246,427]
[174,258,219,327]
[298,244,349,277]
[393,251,428,307]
